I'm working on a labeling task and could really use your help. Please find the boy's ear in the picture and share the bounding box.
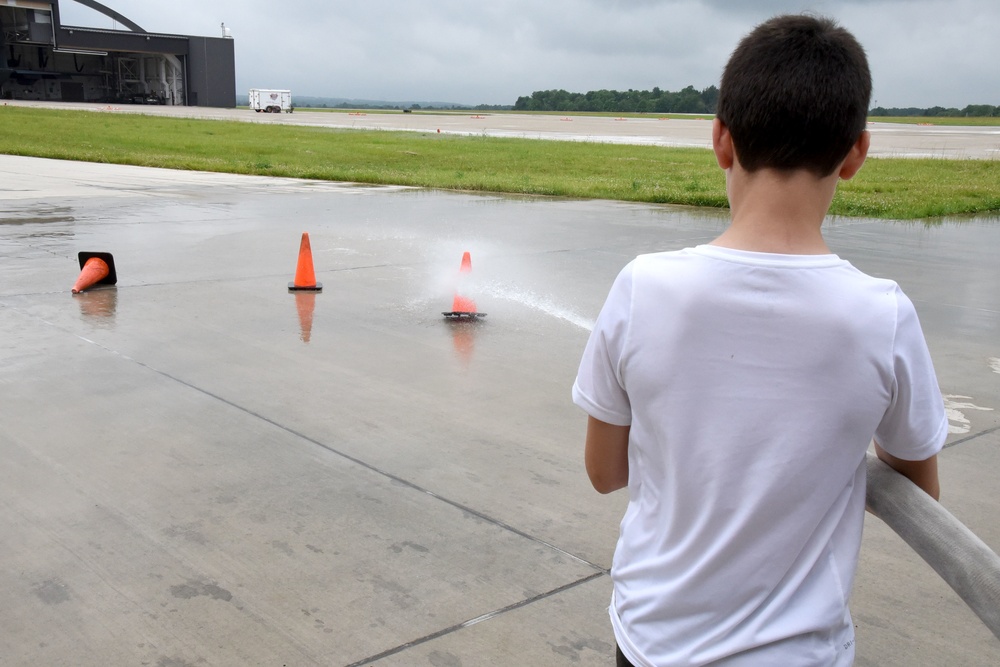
[712,118,734,170]
[838,131,870,181]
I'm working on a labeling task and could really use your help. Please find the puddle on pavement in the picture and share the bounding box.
[0,205,76,225]
[73,287,117,325]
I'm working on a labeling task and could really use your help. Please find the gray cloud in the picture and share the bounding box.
[56,0,998,107]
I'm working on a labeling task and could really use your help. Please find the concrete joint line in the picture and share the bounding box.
[343,571,607,667]
[52,318,605,573]
[944,424,1000,449]
[166,368,601,570]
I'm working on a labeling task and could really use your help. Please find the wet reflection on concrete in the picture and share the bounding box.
[446,319,482,367]
[73,286,117,325]
[0,205,75,226]
[293,291,317,343]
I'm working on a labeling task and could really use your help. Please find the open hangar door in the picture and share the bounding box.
[2,1,232,107]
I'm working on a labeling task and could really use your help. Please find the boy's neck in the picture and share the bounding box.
[710,165,840,256]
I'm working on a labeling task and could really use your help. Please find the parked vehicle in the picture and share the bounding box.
[248,89,292,113]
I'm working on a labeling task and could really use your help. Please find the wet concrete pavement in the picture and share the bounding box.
[1,153,998,666]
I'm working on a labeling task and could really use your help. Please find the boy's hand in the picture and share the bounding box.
[874,441,940,500]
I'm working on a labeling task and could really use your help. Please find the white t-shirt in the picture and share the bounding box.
[573,246,948,667]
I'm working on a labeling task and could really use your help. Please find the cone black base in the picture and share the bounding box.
[289,282,323,292]
[443,311,486,320]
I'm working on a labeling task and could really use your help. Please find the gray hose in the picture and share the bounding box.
[866,452,1000,641]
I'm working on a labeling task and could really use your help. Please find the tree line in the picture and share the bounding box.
[512,86,997,118]
[870,105,999,117]
[513,85,719,114]
[262,92,997,117]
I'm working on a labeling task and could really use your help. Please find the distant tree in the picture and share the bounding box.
[674,85,704,113]
[513,85,721,113]
[870,105,997,117]
[962,104,998,117]
[700,85,719,113]
[925,106,960,117]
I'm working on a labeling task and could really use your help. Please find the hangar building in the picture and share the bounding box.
[1,0,235,107]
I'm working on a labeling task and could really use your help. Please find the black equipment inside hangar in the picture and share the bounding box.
[1,0,235,107]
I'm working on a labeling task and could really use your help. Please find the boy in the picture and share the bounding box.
[572,15,947,667]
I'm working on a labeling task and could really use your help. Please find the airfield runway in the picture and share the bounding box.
[1,110,999,666]
[6,98,1000,159]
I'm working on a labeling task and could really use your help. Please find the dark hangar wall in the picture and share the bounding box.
[187,36,236,109]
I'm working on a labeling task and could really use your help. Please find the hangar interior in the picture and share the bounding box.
[1,0,235,107]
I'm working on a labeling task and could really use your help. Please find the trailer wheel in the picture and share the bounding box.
[255,109,262,113]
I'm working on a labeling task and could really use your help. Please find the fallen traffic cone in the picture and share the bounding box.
[71,252,117,294]
[443,251,485,320]
[288,232,322,291]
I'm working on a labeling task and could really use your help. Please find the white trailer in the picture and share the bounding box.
[248,89,292,113]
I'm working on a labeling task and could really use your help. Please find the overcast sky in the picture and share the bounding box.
[57,0,998,108]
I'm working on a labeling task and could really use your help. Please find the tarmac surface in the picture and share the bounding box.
[1,113,999,666]
[6,98,1000,159]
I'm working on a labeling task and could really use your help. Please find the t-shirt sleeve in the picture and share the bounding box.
[874,286,949,460]
[572,262,633,426]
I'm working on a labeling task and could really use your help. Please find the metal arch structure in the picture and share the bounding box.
[66,0,144,33]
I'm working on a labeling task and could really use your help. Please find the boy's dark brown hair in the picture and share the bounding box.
[716,14,872,177]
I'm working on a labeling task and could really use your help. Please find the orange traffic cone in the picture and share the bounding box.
[288,232,322,291]
[451,293,477,313]
[71,252,117,294]
[443,251,485,320]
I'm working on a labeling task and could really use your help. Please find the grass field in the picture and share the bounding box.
[2,106,998,219]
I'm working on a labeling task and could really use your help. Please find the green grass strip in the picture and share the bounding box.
[2,106,998,219]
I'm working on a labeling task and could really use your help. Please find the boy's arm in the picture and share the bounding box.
[874,440,940,500]
[585,416,630,494]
